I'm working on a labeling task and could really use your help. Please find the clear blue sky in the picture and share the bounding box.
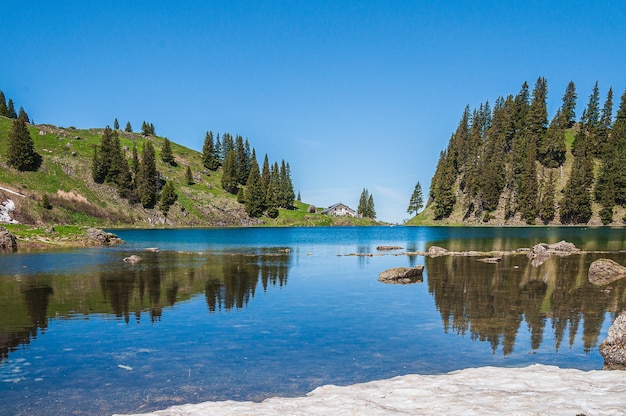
[2,1,625,223]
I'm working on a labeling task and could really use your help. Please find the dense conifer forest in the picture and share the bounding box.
[426,78,626,225]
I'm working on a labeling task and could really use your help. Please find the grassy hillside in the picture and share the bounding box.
[0,116,376,228]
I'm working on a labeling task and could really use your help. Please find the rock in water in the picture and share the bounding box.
[588,259,626,286]
[86,228,124,245]
[0,226,18,252]
[427,246,448,257]
[600,311,626,370]
[378,266,424,284]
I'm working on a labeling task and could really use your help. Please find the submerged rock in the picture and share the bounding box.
[376,245,404,251]
[123,255,143,263]
[588,259,626,286]
[600,311,626,370]
[0,226,18,252]
[378,266,424,284]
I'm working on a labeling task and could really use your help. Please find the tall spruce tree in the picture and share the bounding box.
[0,91,7,116]
[596,87,614,159]
[7,99,17,119]
[560,81,577,128]
[185,165,194,185]
[137,141,158,208]
[539,170,556,223]
[114,118,120,130]
[18,107,29,123]
[6,117,40,171]
[125,121,133,132]
[221,150,239,194]
[595,87,626,221]
[159,181,177,215]
[407,182,424,215]
[161,138,175,165]
[244,155,265,217]
[560,120,594,224]
[266,162,280,211]
[367,193,376,219]
[202,131,220,170]
[278,160,295,208]
[358,189,369,217]
[430,150,456,219]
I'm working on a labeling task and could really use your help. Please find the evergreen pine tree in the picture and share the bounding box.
[161,138,175,165]
[244,156,265,217]
[407,182,424,215]
[560,128,593,224]
[539,170,556,223]
[18,107,29,123]
[235,135,249,185]
[7,117,40,171]
[0,91,7,116]
[185,166,194,185]
[261,154,271,196]
[266,162,280,212]
[560,81,577,128]
[202,131,220,170]
[430,150,457,219]
[125,121,133,132]
[114,118,120,130]
[131,142,140,175]
[278,160,295,208]
[367,194,376,218]
[159,181,177,215]
[358,189,369,217]
[221,150,239,194]
[7,99,17,118]
[538,109,567,168]
[137,141,158,208]
[596,87,614,158]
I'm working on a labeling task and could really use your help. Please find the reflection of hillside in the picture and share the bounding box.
[426,253,626,355]
[205,252,290,311]
[0,250,291,362]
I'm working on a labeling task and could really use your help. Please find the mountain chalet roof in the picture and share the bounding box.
[321,202,356,217]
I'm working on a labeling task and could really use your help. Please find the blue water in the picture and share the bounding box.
[1,226,626,415]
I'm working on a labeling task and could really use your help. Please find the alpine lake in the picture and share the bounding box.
[2,226,626,415]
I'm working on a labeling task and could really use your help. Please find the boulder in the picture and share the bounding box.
[547,240,579,254]
[427,246,448,257]
[527,243,549,259]
[600,311,626,370]
[588,259,626,286]
[86,228,124,245]
[378,266,424,284]
[0,226,18,252]
[123,255,143,263]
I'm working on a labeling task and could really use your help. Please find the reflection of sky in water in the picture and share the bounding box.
[2,226,626,415]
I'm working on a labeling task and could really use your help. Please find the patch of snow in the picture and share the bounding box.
[114,365,626,416]
[0,199,19,224]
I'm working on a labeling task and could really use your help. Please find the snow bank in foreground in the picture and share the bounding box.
[115,364,626,416]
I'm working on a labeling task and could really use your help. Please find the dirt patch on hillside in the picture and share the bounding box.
[56,190,90,205]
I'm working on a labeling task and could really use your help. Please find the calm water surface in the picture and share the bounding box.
[2,226,626,415]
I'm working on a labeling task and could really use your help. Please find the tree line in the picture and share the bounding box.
[1,89,39,172]
[201,131,295,218]
[429,78,626,224]
[0,90,29,123]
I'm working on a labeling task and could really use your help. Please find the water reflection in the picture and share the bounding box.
[426,252,626,355]
[0,250,292,361]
